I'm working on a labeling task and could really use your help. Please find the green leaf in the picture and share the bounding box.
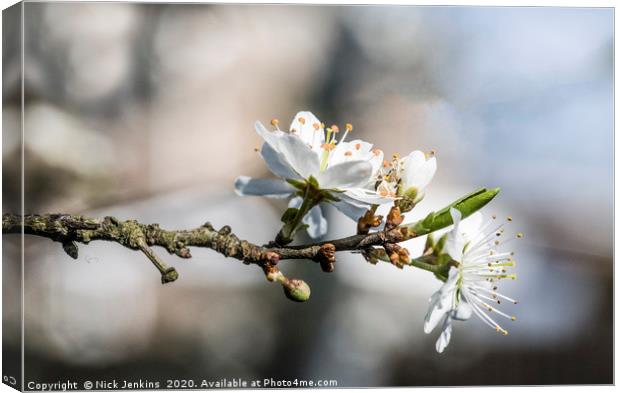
[408,187,500,236]
[281,208,299,223]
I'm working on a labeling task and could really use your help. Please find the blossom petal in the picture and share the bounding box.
[303,204,328,239]
[331,195,369,221]
[402,150,437,192]
[289,111,324,154]
[435,316,453,353]
[234,176,295,198]
[445,208,465,261]
[344,187,395,205]
[260,143,299,179]
[288,197,328,239]
[424,267,459,334]
[316,160,372,189]
[277,134,321,179]
[453,300,473,321]
[255,121,286,150]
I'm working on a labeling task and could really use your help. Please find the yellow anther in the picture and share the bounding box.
[502,330,509,336]
[392,153,400,159]
[517,233,524,238]
[331,125,340,133]
[345,123,353,131]
[511,316,517,321]
[270,118,280,127]
[253,147,260,152]
[425,150,436,158]
[507,216,513,221]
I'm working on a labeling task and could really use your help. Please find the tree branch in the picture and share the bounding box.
[2,213,413,284]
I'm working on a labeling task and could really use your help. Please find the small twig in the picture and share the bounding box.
[2,213,415,282]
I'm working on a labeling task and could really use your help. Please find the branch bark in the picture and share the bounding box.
[2,213,413,283]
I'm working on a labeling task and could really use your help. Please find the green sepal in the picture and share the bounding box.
[432,254,453,282]
[408,187,500,236]
[281,208,299,223]
[433,233,448,256]
[286,178,307,190]
[424,233,435,252]
[321,189,343,202]
[307,175,320,190]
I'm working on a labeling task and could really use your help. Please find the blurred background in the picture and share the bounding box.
[2,3,613,386]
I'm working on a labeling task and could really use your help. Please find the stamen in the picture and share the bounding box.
[331,124,340,133]
[270,118,281,131]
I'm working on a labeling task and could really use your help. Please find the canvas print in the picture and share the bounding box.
[2,2,614,390]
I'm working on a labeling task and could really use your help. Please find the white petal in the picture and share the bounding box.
[457,211,485,243]
[303,204,328,239]
[277,134,321,179]
[234,176,295,198]
[331,195,369,221]
[402,151,437,192]
[289,111,324,154]
[255,121,285,150]
[453,300,473,321]
[445,208,465,261]
[316,160,372,189]
[260,143,299,179]
[288,196,303,208]
[330,139,372,165]
[435,316,453,353]
[424,267,459,334]
[343,187,395,205]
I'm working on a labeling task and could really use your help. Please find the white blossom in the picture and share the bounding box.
[235,111,393,238]
[424,208,519,353]
[398,150,437,203]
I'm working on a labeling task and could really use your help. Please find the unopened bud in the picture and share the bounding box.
[282,278,311,302]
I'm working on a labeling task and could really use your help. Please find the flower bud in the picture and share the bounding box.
[282,278,311,302]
